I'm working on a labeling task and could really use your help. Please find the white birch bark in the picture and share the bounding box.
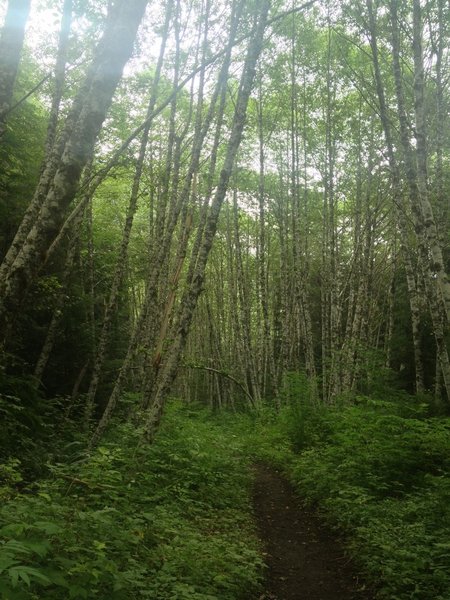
[143,0,271,441]
[366,0,426,394]
[83,0,173,422]
[0,0,149,334]
[0,0,31,137]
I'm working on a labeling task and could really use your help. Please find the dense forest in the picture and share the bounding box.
[0,0,449,598]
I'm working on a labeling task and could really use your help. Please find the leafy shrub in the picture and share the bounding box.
[0,371,84,480]
[278,371,332,451]
[285,396,450,599]
[0,401,263,599]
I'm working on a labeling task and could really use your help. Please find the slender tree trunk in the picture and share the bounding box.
[44,0,72,158]
[232,188,261,404]
[84,0,172,422]
[0,1,85,282]
[390,0,450,323]
[432,0,446,230]
[143,0,271,441]
[139,0,214,407]
[390,0,450,399]
[322,22,341,401]
[366,0,426,394]
[256,80,276,398]
[33,208,85,384]
[90,0,244,446]
[84,175,96,360]
[384,255,396,370]
[287,20,317,399]
[412,0,450,322]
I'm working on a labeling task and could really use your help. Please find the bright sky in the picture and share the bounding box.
[0,0,165,75]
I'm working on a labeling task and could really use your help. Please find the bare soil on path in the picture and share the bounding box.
[252,463,375,600]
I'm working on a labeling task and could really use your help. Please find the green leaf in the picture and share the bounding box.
[0,523,29,536]
[3,540,33,556]
[9,565,19,587]
[0,557,20,574]
[44,569,70,588]
[93,540,106,550]
[38,492,51,501]
[69,584,90,598]
[23,540,51,558]
[34,521,62,534]
[8,565,51,587]
[19,569,30,587]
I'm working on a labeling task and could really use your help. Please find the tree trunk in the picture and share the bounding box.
[390,0,450,323]
[143,0,271,441]
[366,0,426,394]
[0,0,149,335]
[412,0,450,322]
[33,207,85,384]
[0,0,31,137]
[84,0,172,422]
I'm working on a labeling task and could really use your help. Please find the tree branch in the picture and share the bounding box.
[182,363,255,406]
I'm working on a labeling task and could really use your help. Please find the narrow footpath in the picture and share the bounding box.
[252,464,374,600]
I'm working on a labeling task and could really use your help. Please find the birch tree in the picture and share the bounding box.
[143,0,271,441]
[0,0,31,137]
[0,0,149,337]
[83,0,174,421]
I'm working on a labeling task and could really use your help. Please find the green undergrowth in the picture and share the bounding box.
[0,400,263,599]
[239,375,450,600]
[2,381,449,600]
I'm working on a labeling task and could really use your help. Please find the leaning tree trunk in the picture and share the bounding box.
[0,0,149,337]
[83,0,173,423]
[33,207,85,384]
[411,0,450,323]
[139,0,214,407]
[366,0,426,394]
[90,0,243,447]
[0,1,82,282]
[143,0,271,442]
[44,0,72,159]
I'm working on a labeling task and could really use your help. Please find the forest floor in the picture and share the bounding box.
[252,463,374,600]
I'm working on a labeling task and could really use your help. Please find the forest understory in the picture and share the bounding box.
[2,398,450,599]
[1,0,450,598]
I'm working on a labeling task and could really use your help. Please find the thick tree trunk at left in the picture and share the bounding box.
[0,0,31,137]
[0,0,72,287]
[0,0,148,335]
[84,0,172,422]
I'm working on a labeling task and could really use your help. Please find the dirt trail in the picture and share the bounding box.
[252,464,374,600]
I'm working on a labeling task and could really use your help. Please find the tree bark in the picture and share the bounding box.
[143,0,271,441]
[0,0,31,137]
[33,208,85,384]
[366,0,426,394]
[83,0,173,422]
[390,0,450,323]
[0,0,149,336]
